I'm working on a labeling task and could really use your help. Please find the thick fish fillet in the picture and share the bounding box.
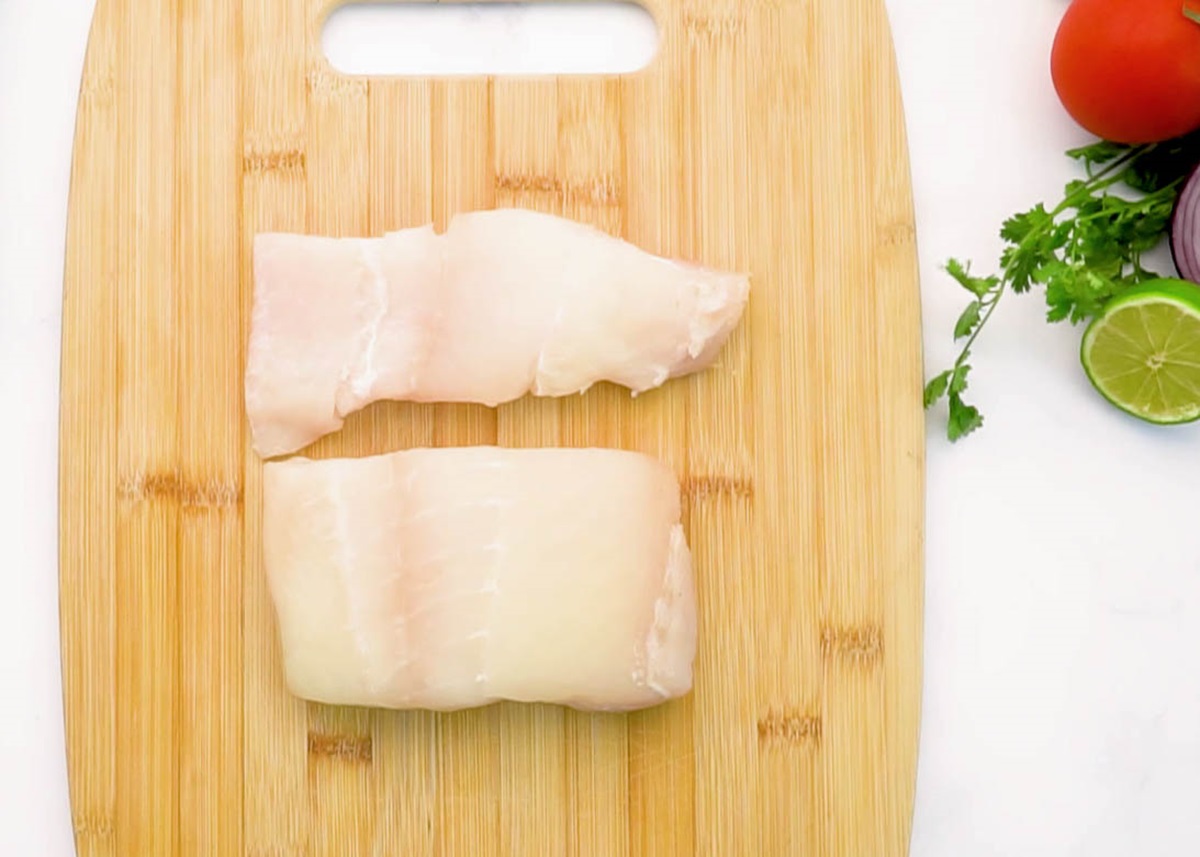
[262,446,697,712]
[246,208,750,457]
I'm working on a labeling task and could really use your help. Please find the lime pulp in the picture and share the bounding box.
[1080,278,1200,426]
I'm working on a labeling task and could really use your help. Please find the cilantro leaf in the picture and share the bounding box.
[949,364,971,396]
[1000,205,1052,244]
[1066,140,1131,172]
[954,301,983,340]
[947,395,984,441]
[1123,129,1200,193]
[945,258,996,297]
[923,370,952,408]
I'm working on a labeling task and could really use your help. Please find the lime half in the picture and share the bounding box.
[1081,278,1200,425]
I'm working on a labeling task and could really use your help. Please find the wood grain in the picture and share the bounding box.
[59,0,925,854]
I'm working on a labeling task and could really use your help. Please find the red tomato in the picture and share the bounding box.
[1051,0,1200,144]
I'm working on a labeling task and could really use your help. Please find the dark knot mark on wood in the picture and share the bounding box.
[308,731,373,763]
[879,221,917,249]
[681,474,754,501]
[73,813,116,839]
[495,173,622,208]
[307,67,367,99]
[757,710,821,745]
[243,147,307,177]
[682,12,746,39]
[821,624,883,664]
[79,72,116,107]
[246,847,308,857]
[118,471,242,510]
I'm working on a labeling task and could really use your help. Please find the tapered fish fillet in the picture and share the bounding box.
[263,446,697,712]
[246,208,750,457]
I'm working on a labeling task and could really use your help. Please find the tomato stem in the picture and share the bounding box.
[1185,1,1200,25]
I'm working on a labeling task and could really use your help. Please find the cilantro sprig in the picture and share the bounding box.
[925,131,1200,441]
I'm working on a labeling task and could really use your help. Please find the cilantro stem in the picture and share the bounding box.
[954,287,1003,368]
[1069,182,1182,226]
[1072,144,1148,185]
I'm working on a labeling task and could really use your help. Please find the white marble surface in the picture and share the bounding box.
[3,1,1199,854]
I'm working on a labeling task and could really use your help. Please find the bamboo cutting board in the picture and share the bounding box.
[59,0,925,854]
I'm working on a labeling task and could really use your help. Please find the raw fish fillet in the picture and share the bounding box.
[246,208,750,457]
[262,446,697,712]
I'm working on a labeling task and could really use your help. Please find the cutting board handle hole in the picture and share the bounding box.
[322,2,659,77]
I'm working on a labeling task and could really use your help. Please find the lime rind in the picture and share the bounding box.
[1081,279,1200,426]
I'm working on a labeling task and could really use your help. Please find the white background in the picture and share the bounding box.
[3,1,1199,854]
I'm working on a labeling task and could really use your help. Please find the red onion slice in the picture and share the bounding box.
[1171,164,1200,284]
